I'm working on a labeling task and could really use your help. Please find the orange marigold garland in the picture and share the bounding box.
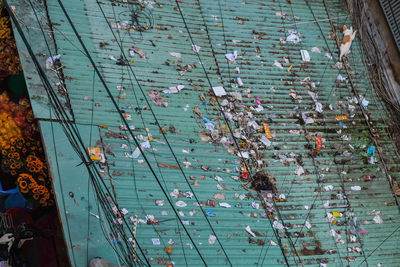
[0,92,54,207]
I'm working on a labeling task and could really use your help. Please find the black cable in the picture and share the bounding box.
[6,2,150,265]
[54,0,208,264]
[279,1,347,265]
[173,0,293,265]
[94,1,234,264]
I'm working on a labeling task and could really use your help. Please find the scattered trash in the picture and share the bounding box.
[245,225,256,237]
[351,186,361,191]
[152,238,161,245]
[275,11,287,18]
[208,235,216,245]
[175,200,187,207]
[212,86,227,97]
[219,202,231,208]
[133,47,147,59]
[286,30,301,43]
[273,60,283,69]
[295,166,304,176]
[337,74,346,81]
[324,185,333,192]
[300,50,310,62]
[225,51,238,61]
[164,246,173,255]
[205,209,216,217]
[46,54,61,69]
[311,47,321,53]
[149,90,168,107]
[206,199,216,207]
[164,85,185,94]
[324,53,333,60]
[192,44,201,53]
[169,52,182,58]
[237,77,244,87]
[373,215,383,224]
[273,221,284,230]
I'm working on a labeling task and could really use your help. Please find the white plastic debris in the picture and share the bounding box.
[175,200,187,207]
[109,55,117,61]
[225,51,238,61]
[275,11,286,18]
[295,166,305,176]
[192,44,201,53]
[324,185,334,191]
[337,74,346,81]
[170,189,179,198]
[237,151,249,159]
[212,86,227,96]
[300,50,310,62]
[251,202,260,209]
[208,235,216,245]
[315,102,323,113]
[155,200,164,206]
[165,85,185,94]
[273,221,284,230]
[245,225,256,237]
[286,31,301,43]
[140,140,151,149]
[273,60,283,69]
[212,177,223,184]
[260,135,272,147]
[324,53,333,60]
[311,47,321,53]
[360,95,369,109]
[169,52,182,58]
[46,54,61,69]
[237,77,244,86]
[219,202,231,208]
[373,215,383,224]
[152,238,160,245]
[270,240,278,246]
[305,221,312,229]
[125,147,141,159]
[351,186,361,191]
[184,192,193,199]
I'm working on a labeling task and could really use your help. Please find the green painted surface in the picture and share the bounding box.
[9,0,400,266]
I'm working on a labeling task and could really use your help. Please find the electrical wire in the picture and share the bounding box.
[93,1,236,265]
[5,2,150,265]
[173,0,298,265]
[54,0,209,264]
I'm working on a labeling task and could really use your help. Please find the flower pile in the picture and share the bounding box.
[0,92,53,207]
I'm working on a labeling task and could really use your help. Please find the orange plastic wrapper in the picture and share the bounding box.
[262,123,273,139]
[335,115,348,121]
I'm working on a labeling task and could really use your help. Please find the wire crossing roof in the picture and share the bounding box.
[9,0,400,266]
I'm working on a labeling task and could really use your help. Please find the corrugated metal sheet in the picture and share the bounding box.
[379,0,400,52]
[9,0,400,266]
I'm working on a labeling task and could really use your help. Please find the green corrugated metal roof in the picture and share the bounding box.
[8,0,400,266]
